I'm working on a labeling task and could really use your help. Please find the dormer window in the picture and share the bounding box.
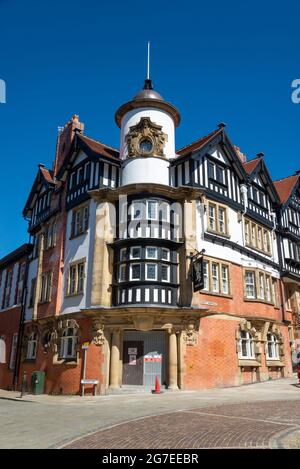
[208,161,226,185]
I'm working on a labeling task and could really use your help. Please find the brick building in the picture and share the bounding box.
[0,78,299,394]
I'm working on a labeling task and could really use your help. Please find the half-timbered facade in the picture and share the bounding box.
[0,79,298,394]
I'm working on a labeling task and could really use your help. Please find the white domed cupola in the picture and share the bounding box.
[115,78,180,186]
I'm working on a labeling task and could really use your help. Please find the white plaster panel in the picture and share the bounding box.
[61,200,97,314]
[121,157,170,186]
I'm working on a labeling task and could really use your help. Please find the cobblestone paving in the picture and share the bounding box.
[64,400,300,449]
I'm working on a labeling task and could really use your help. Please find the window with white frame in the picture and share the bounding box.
[26,332,38,360]
[131,200,143,220]
[119,264,126,282]
[244,218,271,255]
[130,264,141,281]
[17,262,26,304]
[3,270,13,308]
[201,259,230,295]
[146,246,157,259]
[207,201,228,236]
[211,262,219,293]
[0,336,6,364]
[60,327,77,359]
[266,333,280,360]
[161,264,170,282]
[44,221,57,249]
[120,248,127,261]
[245,271,256,299]
[130,246,141,259]
[159,202,169,222]
[161,248,170,261]
[9,333,18,370]
[239,330,255,359]
[39,271,52,303]
[71,205,89,237]
[147,200,158,220]
[244,269,274,303]
[67,261,85,296]
[146,263,157,281]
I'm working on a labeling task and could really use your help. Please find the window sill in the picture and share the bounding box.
[245,244,271,258]
[200,290,233,299]
[238,359,261,368]
[244,298,275,306]
[65,293,84,298]
[206,229,230,239]
[69,231,88,240]
[266,360,284,367]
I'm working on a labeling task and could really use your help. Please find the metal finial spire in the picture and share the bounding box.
[147,41,150,80]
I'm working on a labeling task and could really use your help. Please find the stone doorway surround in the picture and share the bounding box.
[82,306,206,393]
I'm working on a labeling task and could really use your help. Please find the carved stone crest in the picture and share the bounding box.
[92,319,106,346]
[183,318,199,346]
[126,117,167,158]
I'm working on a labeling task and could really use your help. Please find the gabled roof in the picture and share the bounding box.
[176,128,222,157]
[77,134,120,161]
[273,174,300,204]
[243,156,280,204]
[23,165,57,217]
[55,133,121,180]
[243,156,261,175]
[175,125,247,182]
[0,243,33,270]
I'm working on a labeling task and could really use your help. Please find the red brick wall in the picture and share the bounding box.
[0,306,21,389]
[19,318,104,395]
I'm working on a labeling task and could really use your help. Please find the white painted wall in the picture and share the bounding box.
[60,200,97,315]
[120,108,176,160]
[195,200,280,272]
[121,157,170,186]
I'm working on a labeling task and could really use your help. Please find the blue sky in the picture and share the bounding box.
[0,0,299,257]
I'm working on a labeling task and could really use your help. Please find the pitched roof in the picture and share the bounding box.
[39,166,55,185]
[176,128,222,156]
[243,156,261,175]
[77,134,120,161]
[0,243,33,269]
[273,174,300,204]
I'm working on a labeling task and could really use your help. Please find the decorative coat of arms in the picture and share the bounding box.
[126,117,167,158]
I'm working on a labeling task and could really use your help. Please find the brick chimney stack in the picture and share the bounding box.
[53,115,84,177]
[234,145,247,164]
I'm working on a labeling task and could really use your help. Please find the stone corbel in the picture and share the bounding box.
[92,319,106,346]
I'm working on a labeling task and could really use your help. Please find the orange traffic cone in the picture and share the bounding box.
[152,375,161,394]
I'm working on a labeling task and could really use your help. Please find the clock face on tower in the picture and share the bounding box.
[139,138,153,154]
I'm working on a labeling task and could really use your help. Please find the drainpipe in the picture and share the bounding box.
[240,184,248,248]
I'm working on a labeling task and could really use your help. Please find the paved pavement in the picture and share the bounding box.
[1,378,300,449]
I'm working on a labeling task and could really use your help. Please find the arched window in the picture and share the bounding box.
[238,330,255,359]
[60,327,77,359]
[266,333,280,360]
[0,336,6,363]
[26,332,38,360]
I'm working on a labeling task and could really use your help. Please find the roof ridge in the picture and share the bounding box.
[79,134,119,153]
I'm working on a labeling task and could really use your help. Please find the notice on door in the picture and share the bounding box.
[128,348,137,354]
[129,354,136,365]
